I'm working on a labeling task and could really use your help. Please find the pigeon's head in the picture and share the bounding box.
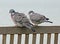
[9,9,15,13]
[28,10,34,14]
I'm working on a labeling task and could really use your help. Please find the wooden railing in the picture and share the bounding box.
[0,26,60,44]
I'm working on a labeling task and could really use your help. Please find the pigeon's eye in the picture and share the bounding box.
[13,11,14,12]
[12,11,15,13]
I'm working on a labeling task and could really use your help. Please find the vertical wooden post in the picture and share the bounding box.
[2,34,6,44]
[40,33,44,44]
[47,33,51,44]
[54,33,58,44]
[17,34,22,44]
[10,34,14,44]
[32,33,36,44]
[25,34,29,44]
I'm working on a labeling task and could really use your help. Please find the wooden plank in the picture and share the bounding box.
[54,33,58,44]
[25,34,29,44]
[17,34,22,44]
[0,26,60,34]
[10,34,14,44]
[47,33,51,44]
[32,33,36,44]
[2,34,6,44]
[40,33,44,44]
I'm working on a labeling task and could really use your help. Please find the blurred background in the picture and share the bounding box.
[0,0,60,26]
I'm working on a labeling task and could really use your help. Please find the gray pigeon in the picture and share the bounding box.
[28,11,53,26]
[9,9,35,32]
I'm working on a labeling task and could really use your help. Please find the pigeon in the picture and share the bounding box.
[9,9,36,32]
[28,10,53,26]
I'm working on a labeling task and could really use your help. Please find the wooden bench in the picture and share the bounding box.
[0,26,60,44]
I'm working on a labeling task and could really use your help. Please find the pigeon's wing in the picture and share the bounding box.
[30,13,40,21]
[31,13,53,23]
[30,13,43,24]
[13,12,24,22]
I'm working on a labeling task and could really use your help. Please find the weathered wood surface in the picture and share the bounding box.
[17,34,22,44]
[47,33,51,44]
[32,33,36,44]
[2,34,6,44]
[54,33,58,44]
[0,26,60,34]
[25,34,29,44]
[40,33,44,44]
[10,34,14,44]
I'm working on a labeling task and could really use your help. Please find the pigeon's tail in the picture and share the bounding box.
[44,21,53,23]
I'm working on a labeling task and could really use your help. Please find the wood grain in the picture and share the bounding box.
[0,26,60,34]
[47,33,51,44]
[32,33,36,44]
[40,33,44,44]
[17,34,22,44]
[10,34,14,44]
[54,33,58,44]
[25,34,29,44]
[2,34,6,44]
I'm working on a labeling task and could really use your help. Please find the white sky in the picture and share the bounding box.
[0,0,60,26]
